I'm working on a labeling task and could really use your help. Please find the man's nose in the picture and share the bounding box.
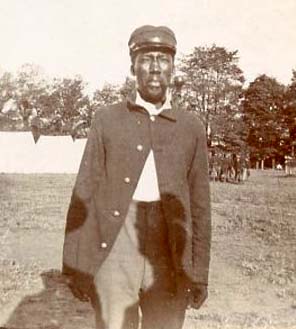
[150,58,161,73]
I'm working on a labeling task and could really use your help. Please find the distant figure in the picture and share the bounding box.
[220,153,232,182]
[209,151,218,181]
[241,155,250,181]
[232,153,242,182]
[62,25,211,329]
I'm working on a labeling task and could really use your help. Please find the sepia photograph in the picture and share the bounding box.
[0,0,295,328]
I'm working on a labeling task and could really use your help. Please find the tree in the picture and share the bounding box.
[282,70,296,156]
[0,66,46,131]
[38,77,91,135]
[14,63,47,128]
[119,77,136,99]
[243,74,286,163]
[177,45,245,151]
[0,72,16,107]
[92,83,122,111]
[0,72,18,130]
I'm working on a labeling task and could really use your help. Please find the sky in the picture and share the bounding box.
[0,0,296,92]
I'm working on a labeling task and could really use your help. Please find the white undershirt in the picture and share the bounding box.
[132,91,171,201]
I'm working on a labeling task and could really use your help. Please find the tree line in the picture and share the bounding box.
[0,46,295,166]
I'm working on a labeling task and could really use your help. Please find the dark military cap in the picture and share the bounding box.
[128,25,177,57]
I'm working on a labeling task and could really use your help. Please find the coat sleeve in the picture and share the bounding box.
[62,111,105,277]
[188,117,211,286]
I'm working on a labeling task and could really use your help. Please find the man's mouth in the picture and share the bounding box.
[148,80,161,87]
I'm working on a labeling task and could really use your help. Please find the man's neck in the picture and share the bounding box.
[135,90,171,116]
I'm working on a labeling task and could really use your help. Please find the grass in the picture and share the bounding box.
[212,171,296,285]
[0,174,74,231]
[0,170,296,328]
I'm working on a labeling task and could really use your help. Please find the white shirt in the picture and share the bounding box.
[132,91,171,201]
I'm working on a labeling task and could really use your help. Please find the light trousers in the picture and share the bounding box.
[93,201,188,329]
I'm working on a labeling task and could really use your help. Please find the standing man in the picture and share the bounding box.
[63,25,211,329]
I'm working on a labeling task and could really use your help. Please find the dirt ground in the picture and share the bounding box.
[0,170,295,328]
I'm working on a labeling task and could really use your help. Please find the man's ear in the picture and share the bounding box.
[130,65,135,76]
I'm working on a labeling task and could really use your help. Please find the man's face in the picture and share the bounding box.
[132,50,174,104]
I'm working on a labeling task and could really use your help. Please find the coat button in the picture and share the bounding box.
[101,242,108,249]
[113,210,120,217]
[136,144,143,151]
[124,177,130,183]
[137,120,141,125]
[150,115,156,122]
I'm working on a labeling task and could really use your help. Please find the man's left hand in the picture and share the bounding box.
[188,284,208,310]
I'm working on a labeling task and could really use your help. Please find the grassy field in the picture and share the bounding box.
[0,170,295,328]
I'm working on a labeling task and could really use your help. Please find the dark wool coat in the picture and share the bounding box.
[62,97,211,296]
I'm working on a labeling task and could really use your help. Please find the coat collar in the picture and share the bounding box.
[126,90,178,122]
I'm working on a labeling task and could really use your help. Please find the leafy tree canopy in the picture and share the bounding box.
[177,45,245,152]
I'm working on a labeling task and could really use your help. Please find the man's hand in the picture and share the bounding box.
[188,284,208,310]
[65,275,90,302]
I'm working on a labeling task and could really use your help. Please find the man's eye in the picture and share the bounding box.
[140,57,151,62]
[159,56,170,62]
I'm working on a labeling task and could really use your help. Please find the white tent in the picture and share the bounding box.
[72,138,87,170]
[35,135,77,173]
[0,132,36,173]
[0,133,86,173]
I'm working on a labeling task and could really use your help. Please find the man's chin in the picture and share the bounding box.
[142,90,166,104]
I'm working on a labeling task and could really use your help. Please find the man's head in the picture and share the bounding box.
[128,25,177,105]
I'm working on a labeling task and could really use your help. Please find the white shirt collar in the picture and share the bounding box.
[135,90,172,116]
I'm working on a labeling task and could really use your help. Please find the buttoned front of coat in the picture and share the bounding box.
[63,98,211,296]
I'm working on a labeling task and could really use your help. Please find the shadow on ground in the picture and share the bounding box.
[1,269,95,329]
